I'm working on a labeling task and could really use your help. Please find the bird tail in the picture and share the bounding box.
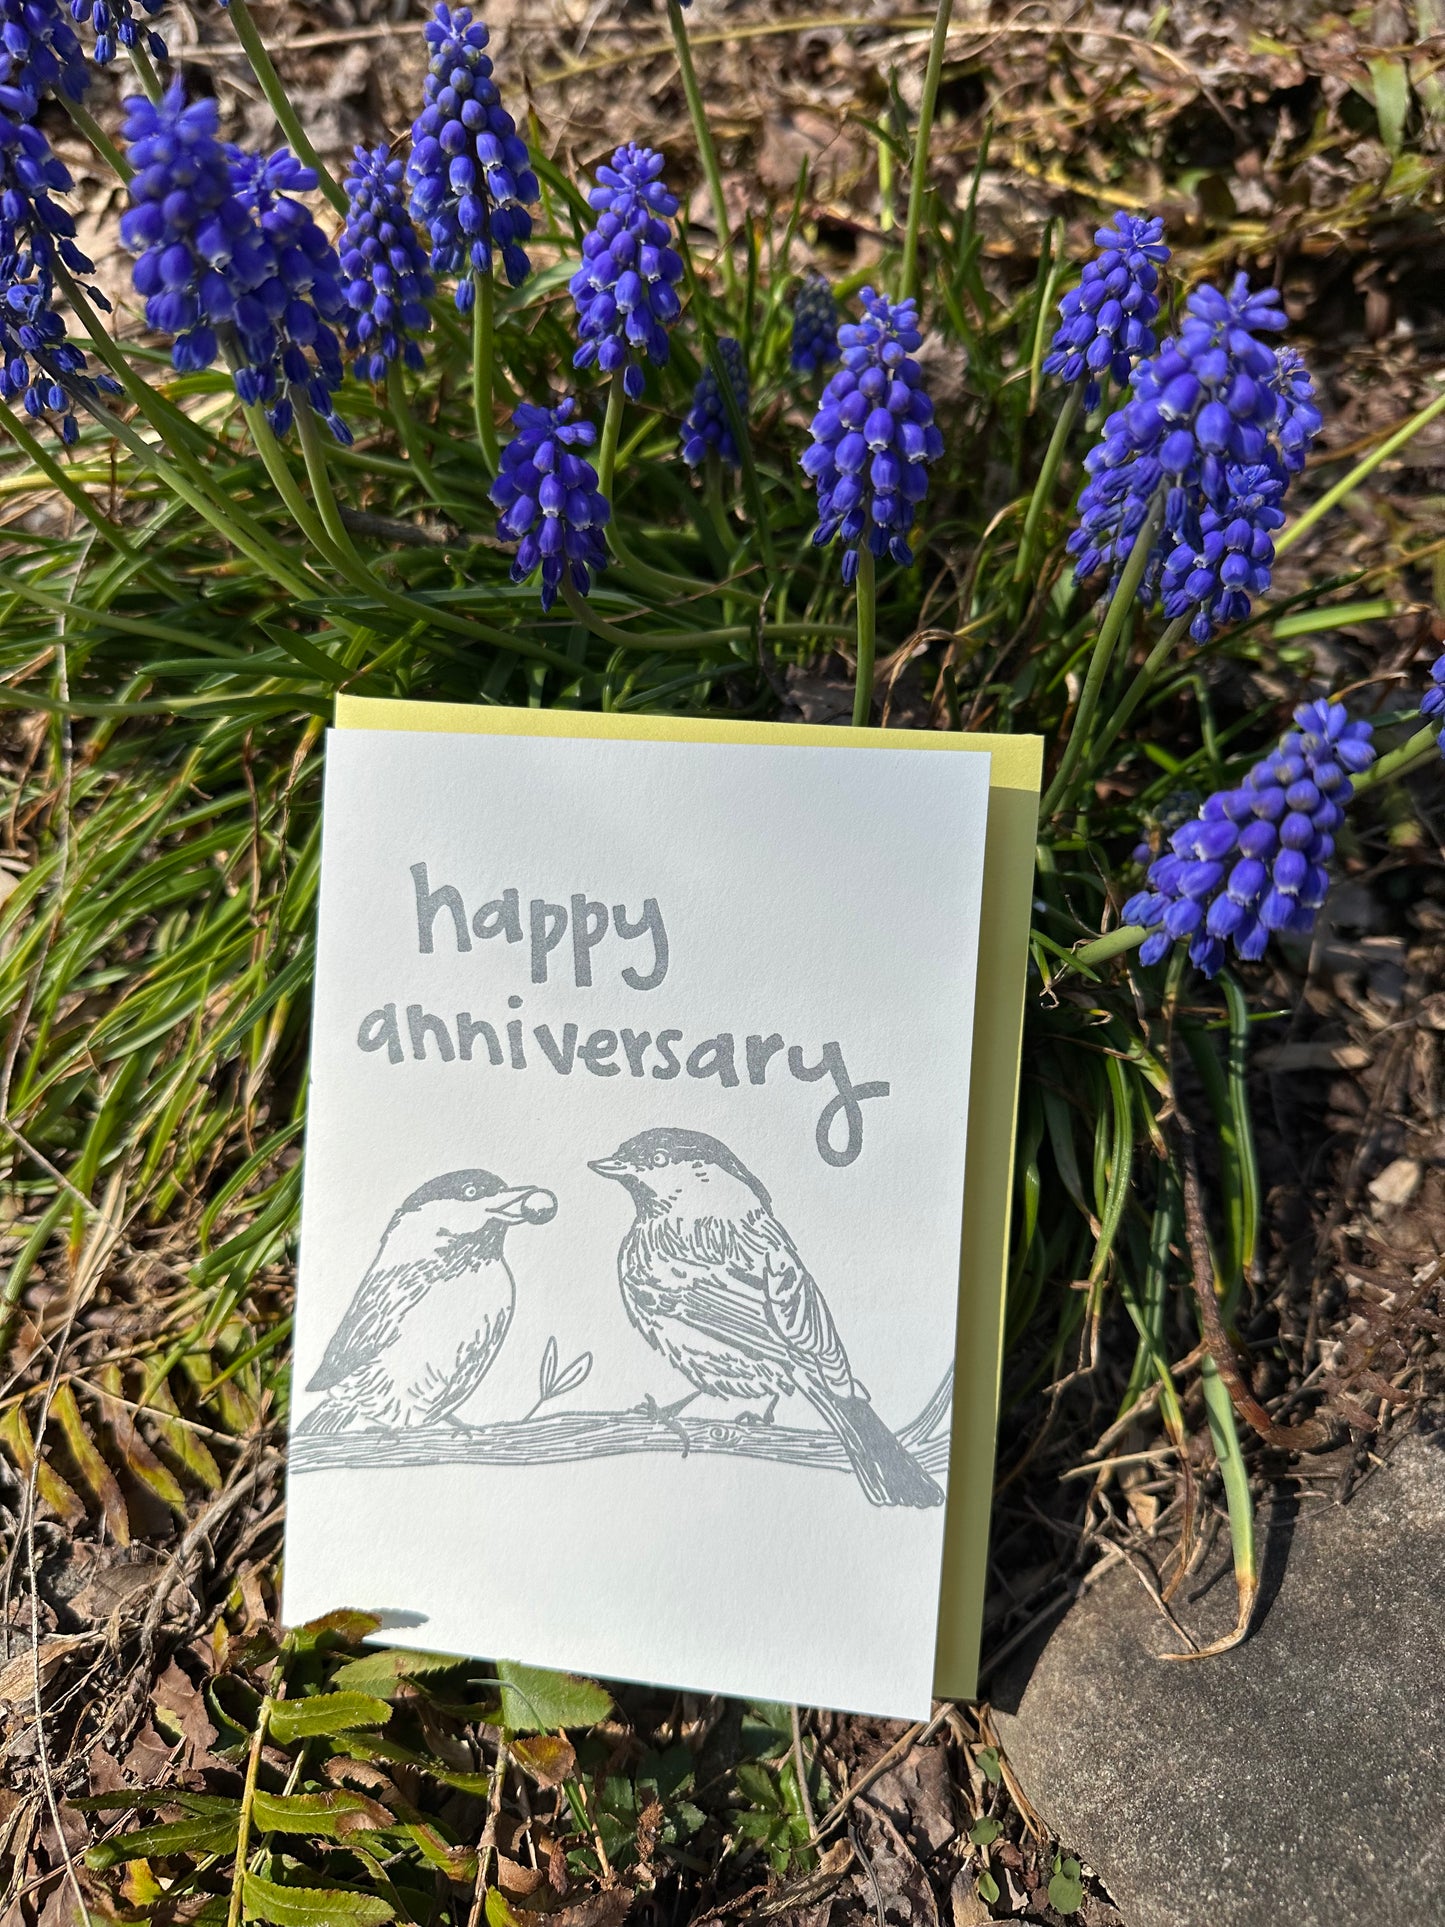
[295,1398,355,1437]
[803,1382,944,1508]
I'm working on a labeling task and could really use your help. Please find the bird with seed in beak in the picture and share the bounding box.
[299,1168,557,1434]
[589,1127,943,1508]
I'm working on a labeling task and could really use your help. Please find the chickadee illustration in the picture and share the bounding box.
[298,1168,557,1435]
[589,1127,943,1508]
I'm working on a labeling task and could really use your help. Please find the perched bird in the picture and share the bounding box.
[299,1168,557,1434]
[589,1127,942,1508]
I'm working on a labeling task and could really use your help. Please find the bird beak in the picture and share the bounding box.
[588,1157,626,1180]
[489,1185,558,1225]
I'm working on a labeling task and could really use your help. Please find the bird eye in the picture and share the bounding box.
[462,1184,477,1199]
[651,1151,669,1168]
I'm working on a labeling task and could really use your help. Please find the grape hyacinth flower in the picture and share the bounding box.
[73,0,166,68]
[121,88,351,442]
[1421,654,1445,755]
[0,0,87,103]
[680,336,747,468]
[1068,274,1323,641]
[339,145,433,383]
[490,399,610,612]
[1159,461,1285,640]
[407,2,538,313]
[1123,699,1374,978]
[1043,211,1170,412]
[799,286,944,585]
[1,87,96,282]
[570,143,683,402]
[224,142,351,442]
[0,263,119,440]
[791,271,838,374]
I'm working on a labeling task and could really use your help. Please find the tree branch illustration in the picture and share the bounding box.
[290,1367,954,1477]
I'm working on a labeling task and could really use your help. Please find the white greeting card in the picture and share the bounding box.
[284,716,995,1719]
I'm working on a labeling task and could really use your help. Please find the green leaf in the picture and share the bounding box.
[242,1871,394,1926]
[250,1790,394,1836]
[1048,1856,1085,1914]
[1367,56,1410,156]
[975,1746,1002,1787]
[976,1870,999,1905]
[495,1660,612,1733]
[267,1692,392,1743]
[484,1889,526,1927]
[85,1813,239,1869]
[968,1817,1001,1846]
[328,1646,470,1696]
[733,1762,783,1812]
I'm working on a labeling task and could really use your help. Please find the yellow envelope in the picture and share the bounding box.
[335,694,1041,1701]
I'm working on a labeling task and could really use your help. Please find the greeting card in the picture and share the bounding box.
[283,700,1041,1719]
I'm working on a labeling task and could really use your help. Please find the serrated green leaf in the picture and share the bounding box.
[495,1660,611,1733]
[242,1872,394,1926]
[251,1790,394,1835]
[85,1812,239,1869]
[733,1762,782,1811]
[267,1692,392,1742]
[329,1646,469,1696]
[484,1888,525,1927]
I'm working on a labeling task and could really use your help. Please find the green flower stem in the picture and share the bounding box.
[60,270,321,595]
[1013,382,1081,589]
[60,94,131,180]
[852,544,876,728]
[666,0,738,304]
[1352,722,1439,793]
[1038,491,1165,820]
[1276,385,1445,556]
[126,38,162,102]
[1075,611,1194,798]
[234,390,347,571]
[384,363,454,514]
[471,272,500,472]
[597,367,626,506]
[1071,923,1148,971]
[294,400,367,566]
[702,452,734,557]
[0,400,166,588]
[900,0,954,304]
[226,0,347,213]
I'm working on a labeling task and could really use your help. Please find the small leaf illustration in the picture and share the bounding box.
[551,1351,593,1400]
[539,1336,559,1401]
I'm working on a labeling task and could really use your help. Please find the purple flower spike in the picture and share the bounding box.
[121,87,352,444]
[341,145,434,383]
[1044,210,1170,412]
[0,0,88,102]
[1122,698,1374,978]
[1068,272,1323,641]
[799,286,943,586]
[1422,652,1445,758]
[791,271,839,374]
[569,143,683,402]
[407,3,538,313]
[680,336,748,468]
[491,398,610,612]
[70,0,166,68]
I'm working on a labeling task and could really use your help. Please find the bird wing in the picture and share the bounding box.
[745,1209,858,1399]
[681,1207,857,1398]
[305,1263,430,1392]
